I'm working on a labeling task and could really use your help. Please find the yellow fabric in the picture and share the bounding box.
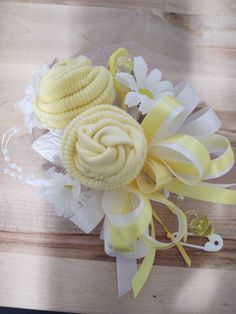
[61,104,148,190]
[33,56,116,128]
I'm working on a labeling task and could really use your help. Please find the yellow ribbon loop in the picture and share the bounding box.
[196,134,235,179]
[142,192,188,250]
[139,94,236,207]
[132,221,156,298]
[105,186,189,297]
[136,157,172,194]
[141,95,187,144]
[150,133,211,185]
[108,48,133,111]
[152,211,191,267]
[104,188,152,249]
[110,225,134,252]
[166,178,236,205]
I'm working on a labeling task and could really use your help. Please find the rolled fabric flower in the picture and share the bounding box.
[61,104,148,190]
[33,56,116,129]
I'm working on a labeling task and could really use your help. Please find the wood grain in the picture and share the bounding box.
[1,3,236,110]
[0,1,236,312]
[4,0,236,16]
[0,252,236,314]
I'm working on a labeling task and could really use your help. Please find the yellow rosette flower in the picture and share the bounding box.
[33,56,116,129]
[61,104,148,190]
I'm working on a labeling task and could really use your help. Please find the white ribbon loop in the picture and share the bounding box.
[102,188,144,228]
[152,102,188,142]
[70,190,104,233]
[179,106,222,136]
[174,82,200,115]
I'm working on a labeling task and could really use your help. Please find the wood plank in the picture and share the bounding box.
[0,2,236,312]
[0,0,166,11]
[3,0,236,16]
[0,252,235,313]
[0,232,235,270]
[0,2,236,270]
[166,0,236,16]
[1,3,236,110]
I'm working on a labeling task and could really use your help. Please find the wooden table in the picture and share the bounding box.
[0,1,236,313]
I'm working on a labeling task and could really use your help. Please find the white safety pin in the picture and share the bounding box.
[173,232,224,252]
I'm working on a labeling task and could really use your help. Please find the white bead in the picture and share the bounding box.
[163,189,170,198]
[177,194,185,201]
[4,156,10,162]
[9,163,17,169]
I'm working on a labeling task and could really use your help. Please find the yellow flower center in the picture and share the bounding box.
[139,88,154,99]
[64,184,72,190]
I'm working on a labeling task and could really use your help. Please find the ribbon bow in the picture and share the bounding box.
[72,81,236,297]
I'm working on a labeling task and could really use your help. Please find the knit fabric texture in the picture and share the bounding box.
[33,56,116,128]
[61,104,148,190]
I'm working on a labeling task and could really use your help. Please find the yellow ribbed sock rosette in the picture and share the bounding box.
[33,56,116,128]
[61,104,148,190]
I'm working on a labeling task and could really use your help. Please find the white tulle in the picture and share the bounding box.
[15,61,55,133]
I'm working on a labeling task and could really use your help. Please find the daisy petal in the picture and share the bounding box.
[124,91,142,108]
[139,95,156,115]
[147,69,162,85]
[115,72,137,91]
[153,80,174,96]
[133,56,148,89]
[145,69,162,95]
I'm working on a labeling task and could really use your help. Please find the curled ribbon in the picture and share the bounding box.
[8,48,236,298]
[74,81,236,297]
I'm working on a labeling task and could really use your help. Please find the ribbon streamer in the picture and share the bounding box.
[74,80,236,297]
[5,49,236,299]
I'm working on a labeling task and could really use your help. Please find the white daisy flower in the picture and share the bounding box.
[115,56,174,115]
[40,168,81,218]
